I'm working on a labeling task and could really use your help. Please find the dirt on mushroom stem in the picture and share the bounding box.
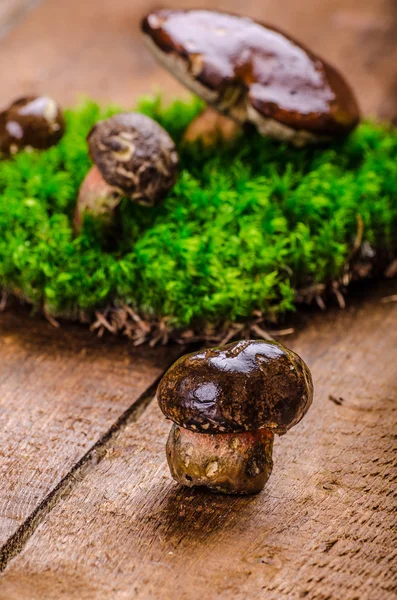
[166,424,274,495]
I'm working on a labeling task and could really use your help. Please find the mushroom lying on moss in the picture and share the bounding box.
[0,96,64,155]
[158,339,313,494]
[74,112,179,233]
[142,9,360,146]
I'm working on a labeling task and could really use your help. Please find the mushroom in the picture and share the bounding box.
[158,339,313,495]
[142,9,360,146]
[74,112,179,233]
[0,96,65,155]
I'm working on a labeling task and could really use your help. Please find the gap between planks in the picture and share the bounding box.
[0,282,396,583]
[0,378,162,572]
[0,308,185,567]
[1,282,396,600]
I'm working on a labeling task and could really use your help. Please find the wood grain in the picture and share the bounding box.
[1,280,396,600]
[0,0,39,37]
[0,307,182,559]
[0,0,396,596]
[0,0,396,120]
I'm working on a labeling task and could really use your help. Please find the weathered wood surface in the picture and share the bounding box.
[0,308,182,558]
[1,281,396,600]
[0,0,396,121]
[0,0,396,597]
[0,0,38,37]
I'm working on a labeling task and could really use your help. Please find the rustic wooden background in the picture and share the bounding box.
[0,1,396,599]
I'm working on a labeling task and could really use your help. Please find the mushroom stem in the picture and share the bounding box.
[74,165,122,234]
[166,424,274,495]
[183,107,240,146]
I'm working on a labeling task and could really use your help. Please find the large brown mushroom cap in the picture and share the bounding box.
[0,96,65,155]
[87,112,179,207]
[142,9,360,144]
[158,340,313,435]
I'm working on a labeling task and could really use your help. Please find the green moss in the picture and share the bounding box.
[0,96,396,329]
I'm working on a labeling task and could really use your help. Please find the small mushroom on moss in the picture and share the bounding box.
[142,9,360,146]
[158,339,313,495]
[0,96,65,155]
[74,112,179,233]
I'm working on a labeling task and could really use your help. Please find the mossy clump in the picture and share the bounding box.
[0,96,396,338]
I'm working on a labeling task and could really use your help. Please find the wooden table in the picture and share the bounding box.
[0,2,396,599]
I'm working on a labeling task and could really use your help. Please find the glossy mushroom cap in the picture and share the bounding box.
[87,112,179,206]
[158,340,313,435]
[142,10,360,145]
[0,96,65,155]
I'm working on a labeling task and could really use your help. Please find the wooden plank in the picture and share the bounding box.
[0,0,396,594]
[1,280,396,600]
[0,0,396,120]
[0,307,182,556]
[0,0,39,37]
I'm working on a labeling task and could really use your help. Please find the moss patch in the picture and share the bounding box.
[0,96,396,339]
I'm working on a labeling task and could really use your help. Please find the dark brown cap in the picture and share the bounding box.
[142,9,360,145]
[0,96,64,155]
[87,112,179,207]
[158,340,313,435]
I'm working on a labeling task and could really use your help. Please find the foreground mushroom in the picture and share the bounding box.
[0,96,65,155]
[158,339,313,494]
[142,9,360,146]
[74,112,179,233]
